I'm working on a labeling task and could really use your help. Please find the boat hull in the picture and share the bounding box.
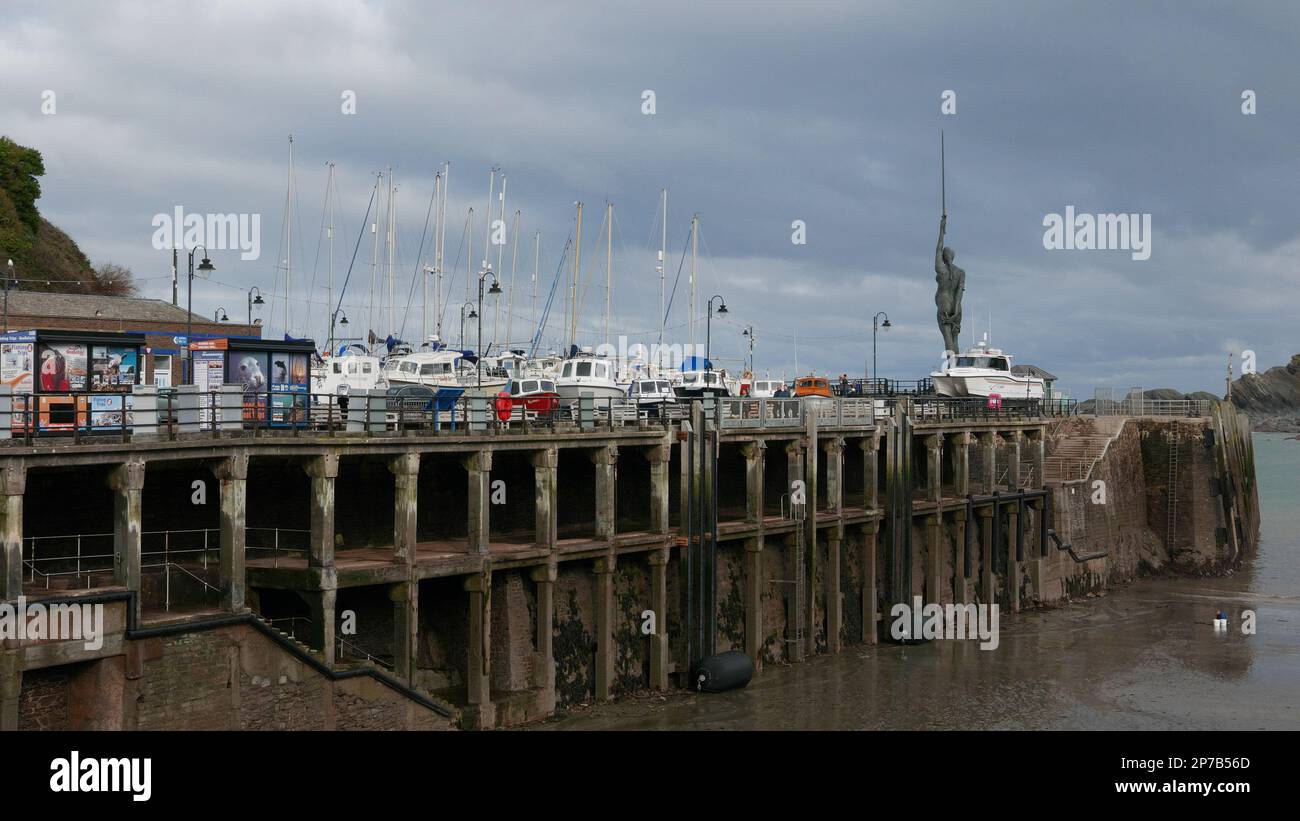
[931,372,1045,399]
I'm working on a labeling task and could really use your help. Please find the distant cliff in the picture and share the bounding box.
[1230,354,1300,432]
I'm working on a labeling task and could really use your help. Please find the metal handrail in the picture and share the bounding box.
[336,636,394,671]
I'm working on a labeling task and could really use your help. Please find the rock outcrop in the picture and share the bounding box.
[1230,354,1300,432]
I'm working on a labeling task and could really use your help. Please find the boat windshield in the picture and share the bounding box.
[956,356,1009,371]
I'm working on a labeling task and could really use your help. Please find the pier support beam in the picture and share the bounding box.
[648,548,671,688]
[304,452,338,569]
[531,448,558,549]
[646,443,671,533]
[307,588,336,666]
[925,514,943,605]
[0,651,19,731]
[862,434,880,510]
[464,451,492,555]
[957,515,974,604]
[742,442,763,523]
[1007,503,1021,612]
[978,432,997,494]
[0,460,25,602]
[1028,498,1048,600]
[925,435,942,502]
[1025,430,1045,488]
[390,581,417,685]
[1003,431,1022,490]
[978,507,995,606]
[593,555,615,700]
[108,458,145,619]
[826,530,842,653]
[389,451,420,566]
[214,453,248,612]
[951,431,971,497]
[823,438,844,514]
[591,446,617,543]
[743,536,763,666]
[861,521,879,645]
[530,564,557,692]
[464,570,494,726]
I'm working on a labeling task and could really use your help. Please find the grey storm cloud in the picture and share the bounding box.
[1,0,1296,394]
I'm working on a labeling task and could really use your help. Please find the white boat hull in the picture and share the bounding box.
[931,372,1045,399]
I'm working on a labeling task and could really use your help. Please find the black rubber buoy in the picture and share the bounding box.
[693,650,755,693]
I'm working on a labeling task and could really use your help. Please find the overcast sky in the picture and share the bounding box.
[2,0,1297,395]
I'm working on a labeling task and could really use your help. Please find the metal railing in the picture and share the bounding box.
[336,636,394,670]
[716,397,876,429]
[245,527,312,567]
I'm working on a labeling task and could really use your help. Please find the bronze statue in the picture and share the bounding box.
[935,214,964,354]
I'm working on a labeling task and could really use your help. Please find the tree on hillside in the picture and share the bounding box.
[89,262,139,297]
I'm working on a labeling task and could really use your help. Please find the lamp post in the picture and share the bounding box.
[706,294,728,376]
[476,263,502,388]
[214,307,229,323]
[186,247,215,384]
[459,301,477,350]
[4,259,13,333]
[741,325,755,375]
[871,311,891,388]
[247,286,264,327]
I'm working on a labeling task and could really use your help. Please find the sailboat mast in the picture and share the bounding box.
[466,207,474,306]
[658,188,667,347]
[483,167,497,278]
[494,175,507,349]
[604,201,613,346]
[387,167,396,339]
[425,171,440,345]
[689,213,698,352]
[285,134,293,335]
[437,162,450,338]
[326,161,335,350]
[369,172,381,345]
[531,230,540,336]
[506,209,520,348]
[571,202,583,348]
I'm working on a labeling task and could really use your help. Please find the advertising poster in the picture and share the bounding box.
[38,342,88,392]
[1,331,35,396]
[194,349,226,428]
[90,394,134,428]
[268,351,309,425]
[90,345,139,392]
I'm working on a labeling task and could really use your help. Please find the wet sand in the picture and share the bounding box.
[536,434,1299,731]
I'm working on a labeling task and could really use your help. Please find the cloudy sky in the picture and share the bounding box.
[1,0,1297,395]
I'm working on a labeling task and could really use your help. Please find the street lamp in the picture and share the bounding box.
[3,259,13,333]
[459,301,477,350]
[741,325,755,376]
[186,247,215,384]
[706,294,727,376]
[214,307,229,323]
[247,286,264,327]
[476,264,502,388]
[871,311,891,389]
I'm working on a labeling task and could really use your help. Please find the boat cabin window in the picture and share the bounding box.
[348,362,358,374]
[955,356,1009,371]
[509,380,521,393]
[594,363,608,379]
[629,382,639,395]
[523,380,539,393]
[401,362,418,374]
[541,381,555,392]
[362,362,372,374]
[640,381,657,393]
[704,373,717,385]
[332,362,343,374]
[420,363,438,375]
[562,363,573,378]
[577,362,592,377]
[657,381,670,392]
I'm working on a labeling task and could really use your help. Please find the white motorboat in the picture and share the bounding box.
[930,334,1045,399]
[555,348,624,405]
[311,345,386,404]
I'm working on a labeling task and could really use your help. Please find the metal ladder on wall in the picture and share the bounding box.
[1165,430,1180,551]
[776,493,807,652]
